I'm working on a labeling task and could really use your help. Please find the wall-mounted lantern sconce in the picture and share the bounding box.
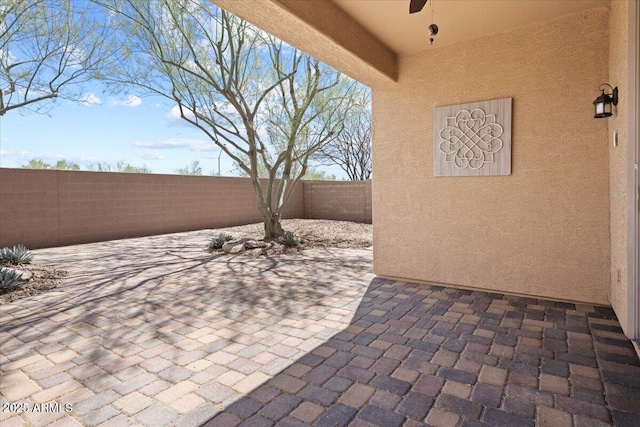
[593,83,618,118]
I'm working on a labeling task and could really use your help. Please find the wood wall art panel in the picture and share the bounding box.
[433,97,512,176]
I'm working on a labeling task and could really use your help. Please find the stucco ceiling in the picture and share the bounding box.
[332,0,609,54]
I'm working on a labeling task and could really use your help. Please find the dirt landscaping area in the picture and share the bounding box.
[207,219,373,256]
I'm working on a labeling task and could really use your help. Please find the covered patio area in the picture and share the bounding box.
[214,0,640,343]
[205,279,640,427]
[2,0,639,425]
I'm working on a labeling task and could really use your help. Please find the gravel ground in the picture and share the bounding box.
[0,264,67,305]
[207,219,373,256]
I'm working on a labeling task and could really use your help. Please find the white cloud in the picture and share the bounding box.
[123,95,142,108]
[0,150,65,167]
[166,105,196,125]
[77,156,109,164]
[132,138,216,152]
[78,92,101,106]
[68,45,86,68]
[0,150,108,166]
[0,48,17,66]
[1,150,38,161]
[109,95,142,108]
[166,103,242,129]
[138,151,165,160]
[201,152,224,160]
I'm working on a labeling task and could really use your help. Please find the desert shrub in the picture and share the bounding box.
[0,268,24,290]
[0,248,10,264]
[209,233,234,250]
[281,231,299,247]
[0,245,34,265]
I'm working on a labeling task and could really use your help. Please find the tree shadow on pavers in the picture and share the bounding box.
[0,247,230,372]
[1,236,364,333]
[220,249,372,316]
[200,277,640,427]
[1,260,355,342]
[0,234,374,425]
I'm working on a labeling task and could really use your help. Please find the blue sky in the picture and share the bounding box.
[0,93,346,178]
[1,92,230,175]
[0,1,350,179]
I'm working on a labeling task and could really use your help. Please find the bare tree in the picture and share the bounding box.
[101,0,361,238]
[0,0,116,115]
[314,94,372,180]
[176,160,203,175]
[232,162,336,181]
[87,161,152,173]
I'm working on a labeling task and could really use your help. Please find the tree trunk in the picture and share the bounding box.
[263,213,284,239]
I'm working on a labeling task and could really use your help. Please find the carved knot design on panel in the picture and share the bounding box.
[439,109,504,170]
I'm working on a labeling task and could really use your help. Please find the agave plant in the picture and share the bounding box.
[209,233,234,250]
[0,268,24,290]
[10,245,33,264]
[0,248,11,264]
[0,245,34,265]
[281,231,299,247]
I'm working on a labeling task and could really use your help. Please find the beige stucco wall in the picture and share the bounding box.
[373,8,612,304]
[608,0,630,331]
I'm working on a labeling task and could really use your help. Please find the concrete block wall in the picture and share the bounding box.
[0,168,370,248]
[303,180,372,224]
[0,170,60,248]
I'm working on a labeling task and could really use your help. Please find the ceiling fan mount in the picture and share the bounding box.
[410,0,439,44]
[409,0,429,14]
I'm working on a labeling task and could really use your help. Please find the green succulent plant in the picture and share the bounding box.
[0,268,24,290]
[0,245,34,265]
[209,233,234,250]
[281,231,299,247]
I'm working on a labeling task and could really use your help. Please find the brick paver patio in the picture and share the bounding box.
[1,230,639,426]
[1,231,373,426]
[203,281,640,427]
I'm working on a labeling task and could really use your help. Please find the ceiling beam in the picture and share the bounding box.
[212,0,398,87]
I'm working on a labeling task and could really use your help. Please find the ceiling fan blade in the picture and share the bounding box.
[409,0,428,14]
